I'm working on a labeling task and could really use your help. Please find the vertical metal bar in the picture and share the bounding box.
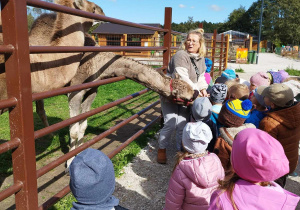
[1,0,38,209]
[225,34,229,69]
[256,0,264,64]
[210,29,217,78]
[163,7,172,68]
[219,34,224,74]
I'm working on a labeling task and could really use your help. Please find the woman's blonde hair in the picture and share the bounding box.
[180,28,206,57]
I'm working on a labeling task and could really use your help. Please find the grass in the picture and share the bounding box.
[0,79,160,209]
[285,66,300,76]
[235,68,245,73]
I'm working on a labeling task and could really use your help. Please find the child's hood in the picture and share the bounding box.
[267,102,300,129]
[219,123,256,146]
[178,153,224,188]
[231,179,300,209]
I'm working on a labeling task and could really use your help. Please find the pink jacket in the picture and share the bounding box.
[164,153,225,210]
[209,179,300,210]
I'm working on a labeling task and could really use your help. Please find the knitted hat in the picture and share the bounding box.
[215,76,229,84]
[221,69,236,80]
[210,84,228,103]
[205,58,213,73]
[182,122,213,154]
[204,73,212,85]
[250,72,270,87]
[192,97,212,121]
[257,83,294,107]
[252,88,266,107]
[232,128,289,182]
[69,148,119,206]
[279,70,289,83]
[268,70,282,84]
[218,99,252,127]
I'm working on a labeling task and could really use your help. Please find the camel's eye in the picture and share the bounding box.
[93,7,96,13]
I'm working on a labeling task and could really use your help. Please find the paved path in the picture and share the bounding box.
[227,53,300,80]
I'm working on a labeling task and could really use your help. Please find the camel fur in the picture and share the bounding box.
[0,0,104,101]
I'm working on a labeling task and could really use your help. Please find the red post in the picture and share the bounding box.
[199,23,203,29]
[163,7,172,69]
[1,0,38,209]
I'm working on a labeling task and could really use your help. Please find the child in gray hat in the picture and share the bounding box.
[209,84,228,130]
[69,148,127,210]
[164,121,224,210]
[191,97,217,152]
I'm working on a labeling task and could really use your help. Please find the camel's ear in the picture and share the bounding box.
[173,73,180,79]
[74,0,85,10]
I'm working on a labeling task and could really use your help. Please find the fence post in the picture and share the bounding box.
[210,29,217,78]
[163,7,172,69]
[225,34,229,69]
[219,34,224,74]
[1,0,38,209]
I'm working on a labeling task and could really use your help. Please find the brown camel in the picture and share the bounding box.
[0,0,104,102]
[28,13,195,168]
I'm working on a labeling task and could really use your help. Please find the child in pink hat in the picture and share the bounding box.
[209,128,300,210]
[249,72,271,91]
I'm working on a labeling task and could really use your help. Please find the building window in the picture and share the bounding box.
[127,35,141,46]
[106,35,121,46]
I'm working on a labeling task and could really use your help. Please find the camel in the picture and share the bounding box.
[0,0,105,102]
[28,13,195,168]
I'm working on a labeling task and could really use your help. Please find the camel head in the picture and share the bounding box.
[169,73,194,105]
[73,0,105,31]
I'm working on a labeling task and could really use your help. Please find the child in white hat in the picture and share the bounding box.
[164,122,224,210]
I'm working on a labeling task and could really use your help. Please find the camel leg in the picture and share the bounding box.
[66,90,85,169]
[36,100,50,127]
[76,88,97,147]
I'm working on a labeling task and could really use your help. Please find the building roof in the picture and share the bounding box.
[91,23,162,35]
[204,33,222,40]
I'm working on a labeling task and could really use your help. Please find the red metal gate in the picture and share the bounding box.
[0,0,177,209]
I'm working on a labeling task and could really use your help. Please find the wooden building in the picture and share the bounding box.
[91,22,181,57]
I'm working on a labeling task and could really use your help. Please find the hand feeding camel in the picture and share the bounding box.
[28,13,195,168]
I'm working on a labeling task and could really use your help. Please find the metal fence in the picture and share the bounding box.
[0,0,175,209]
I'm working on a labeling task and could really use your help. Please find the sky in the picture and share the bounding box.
[93,0,258,25]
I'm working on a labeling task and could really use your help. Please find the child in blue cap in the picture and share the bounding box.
[69,148,128,210]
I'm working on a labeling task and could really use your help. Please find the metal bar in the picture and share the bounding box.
[210,29,217,78]
[34,89,150,139]
[0,138,21,155]
[36,100,160,178]
[29,46,167,54]
[32,76,126,101]
[0,44,14,53]
[0,97,17,110]
[219,34,224,75]
[38,185,70,210]
[2,0,39,209]
[225,35,229,69]
[0,181,23,202]
[163,8,172,68]
[108,115,160,158]
[26,0,167,33]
